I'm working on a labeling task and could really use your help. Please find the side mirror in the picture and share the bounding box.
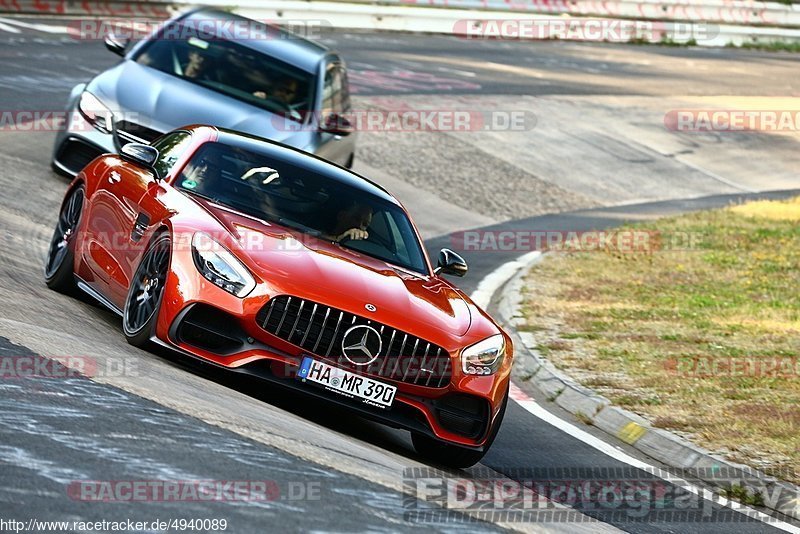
[104,33,129,56]
[435,248,468,277]
[320,113,354,136]
[120,143,159,172]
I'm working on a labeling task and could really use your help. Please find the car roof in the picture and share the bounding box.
[212,127,399,205]
[177,9,332,73]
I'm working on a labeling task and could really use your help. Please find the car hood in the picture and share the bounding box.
[89,61,306,145]
[201,202,474,338]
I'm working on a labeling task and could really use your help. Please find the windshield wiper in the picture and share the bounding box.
[180,189,221,204]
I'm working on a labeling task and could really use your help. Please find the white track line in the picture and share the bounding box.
[0,21,21,34]
[470,250,540,309]
[471,255,800,533]
[0,17,69,34]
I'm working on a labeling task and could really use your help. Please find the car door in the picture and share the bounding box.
[86,132,194,307]
[112,131,197,304]
[315,60,355,167]
[81,154,157,308]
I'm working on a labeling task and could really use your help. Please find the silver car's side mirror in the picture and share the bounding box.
[120,143,159,172]
[104,33,129,56]
[320,113,354,136]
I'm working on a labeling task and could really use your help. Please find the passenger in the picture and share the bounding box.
[184,50,216,80]
[272,78,299,105]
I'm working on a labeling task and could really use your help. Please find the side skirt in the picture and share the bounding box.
[75,276,123,317]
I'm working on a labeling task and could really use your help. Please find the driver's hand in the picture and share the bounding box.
[337,228,368,242]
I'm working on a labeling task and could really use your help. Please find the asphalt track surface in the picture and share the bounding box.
[1,18,799,533]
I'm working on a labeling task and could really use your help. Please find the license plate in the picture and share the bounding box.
[297,357,396,409]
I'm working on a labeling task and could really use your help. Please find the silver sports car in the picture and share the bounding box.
[52,8,356,176]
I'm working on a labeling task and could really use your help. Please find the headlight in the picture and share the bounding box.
[192,232,255,297]
[461,334,505,376]
[78,91,113,133]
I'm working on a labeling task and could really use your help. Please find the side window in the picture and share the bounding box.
[151,132,192,178]
[368,211,394,252]
[322,65,345,115]
[385,213,414,266]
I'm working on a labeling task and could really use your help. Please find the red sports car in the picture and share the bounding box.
[44,125,512,467]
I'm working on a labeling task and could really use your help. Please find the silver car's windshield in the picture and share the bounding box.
[134,26,313,122]
[176,142,429,275]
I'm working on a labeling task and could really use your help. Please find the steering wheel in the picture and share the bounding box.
[339,229,394,253]
[261,96,293,113]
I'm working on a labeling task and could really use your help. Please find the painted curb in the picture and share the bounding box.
[496,252,800,522]
[4,0,800,47]
[0,0,171,17]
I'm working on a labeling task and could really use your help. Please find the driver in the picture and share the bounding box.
[323,201,373,243]
[180,151,220,191]
[178,147,240,203]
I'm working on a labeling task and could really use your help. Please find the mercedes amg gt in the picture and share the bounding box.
[44,125,512,467]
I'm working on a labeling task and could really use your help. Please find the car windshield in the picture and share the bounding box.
[175,142,429,275]
[133,24,314,122]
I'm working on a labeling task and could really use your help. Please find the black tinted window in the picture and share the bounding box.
[176,142,428,274]
[135,26,313,121]
[152,131,192,178]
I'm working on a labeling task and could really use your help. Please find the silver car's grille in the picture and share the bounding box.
[256,295,452,388]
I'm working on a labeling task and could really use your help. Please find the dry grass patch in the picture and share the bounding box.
[520,197,800,483]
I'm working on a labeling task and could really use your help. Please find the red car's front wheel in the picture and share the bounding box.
[123,232,170,348]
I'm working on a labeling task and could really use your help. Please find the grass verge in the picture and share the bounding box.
[727,40,800,53]
[520,196,800,484]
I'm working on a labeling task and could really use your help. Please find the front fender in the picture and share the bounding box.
[67,83,87,111]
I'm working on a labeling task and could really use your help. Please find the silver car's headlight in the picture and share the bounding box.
[461,334,505,376]
[77,91,113,133]
[192,232,255,297]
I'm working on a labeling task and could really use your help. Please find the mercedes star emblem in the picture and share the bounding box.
[341,325,382,366]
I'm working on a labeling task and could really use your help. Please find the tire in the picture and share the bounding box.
[123,232,170,348]
[412,388,509,468]
[44,185,84,294]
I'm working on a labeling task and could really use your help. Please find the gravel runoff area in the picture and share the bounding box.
[353,97,601,222]
[352,92,800,224]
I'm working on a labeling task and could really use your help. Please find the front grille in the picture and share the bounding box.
[256,295,452,388]
[56,138,104,174]
[114,120,163,147]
